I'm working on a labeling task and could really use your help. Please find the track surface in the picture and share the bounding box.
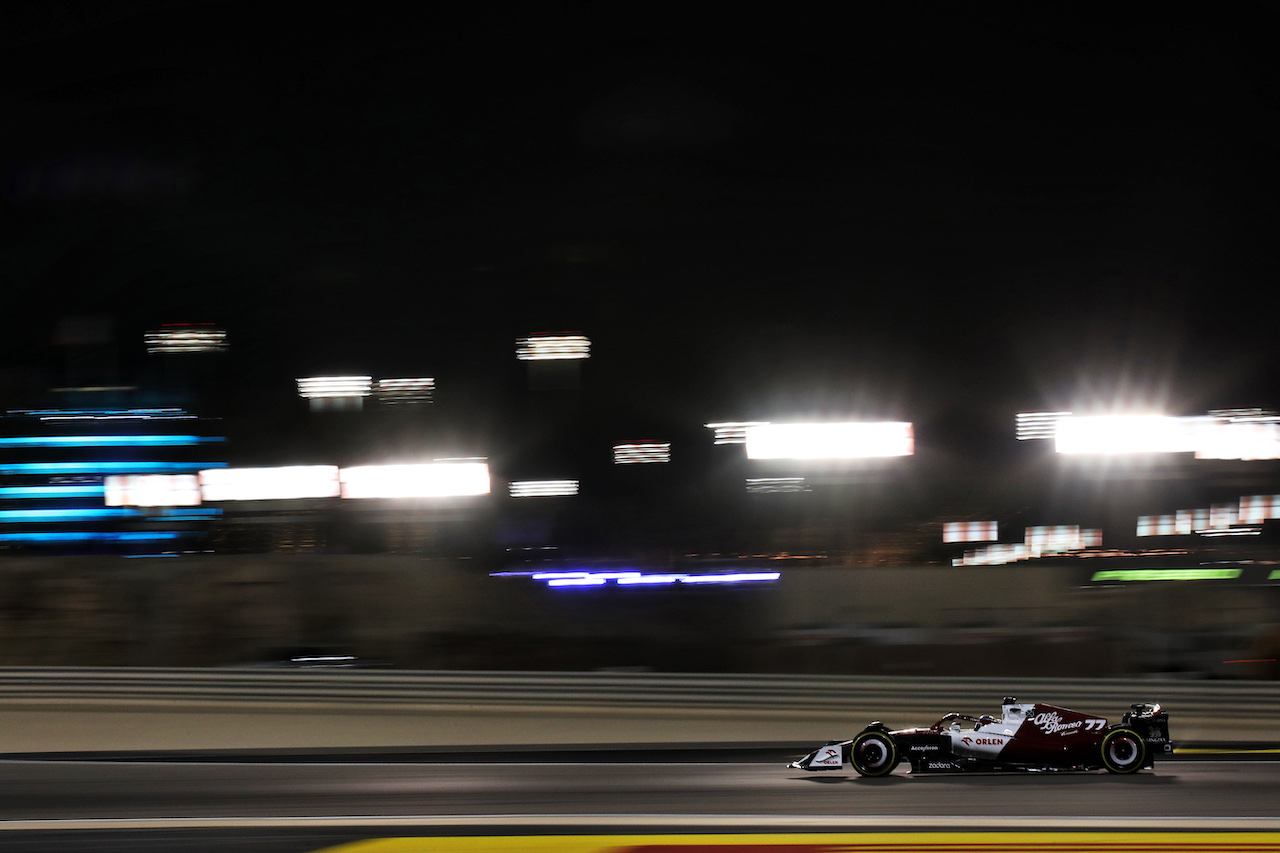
[0,748,1277,852]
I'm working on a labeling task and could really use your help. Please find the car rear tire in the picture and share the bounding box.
[1100,727,1147,774]
[850,730,898,777]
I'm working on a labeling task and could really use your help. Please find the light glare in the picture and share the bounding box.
[296,376,373,399]
[105,474,202,507]
[1015,411,1071,441]
[376,378,435,406]
[509,479,579,498]
[516,335,590,361]
[745,422,913,459]
[705,422,768,445]
[613,443,671,464]
[339,462,491,499]
[145,326,228,354]
[199,466,341,501]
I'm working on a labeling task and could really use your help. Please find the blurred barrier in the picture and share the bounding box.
[0,668,1274,721]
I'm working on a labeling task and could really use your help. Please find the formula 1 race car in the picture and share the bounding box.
[790,697,1172,775]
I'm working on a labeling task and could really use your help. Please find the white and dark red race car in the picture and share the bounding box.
[790,697,1172,776]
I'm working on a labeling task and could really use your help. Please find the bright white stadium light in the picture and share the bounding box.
[375,378,435,405]
[1054,415,1194,455]
[705,422,768,445]
[104,474,201,507]
[339,462,491,499]
[509,479,579,498]
[199,466,341,501]
[516,335,590,361]
[745,422,913,460]
[1194,419,1280,460]
[296,376,372,399]
[746,477,808,493]
[943,521,997,543]
[1015,411,1070,441]
[613,443,671,464]
[144,326,228,354]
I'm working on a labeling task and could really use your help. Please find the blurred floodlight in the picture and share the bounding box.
[375,378,435,406]
[516,335,590,361]
[339,462,490,499]
[1240,495,1280,525]
[613,442,671,464]
[745,422,913,459]
[953,525,1100,565]
[1137,514,1179,536]
[1053,412,1280,458]
[296,376,372,399]
[1142,504,1238,535]
[144,325,227,354]
[1176,508,1207,534]
[1194,420,1280,460]
[1015,411,1070,441]
[1025,525,1087,556]
[953,543,1029,566]
[1208,407,1279,422]
[943,521,997,543]
[104,474,201,507]
[199,466,341,501]
[509,479,579,498]
[746,477,808,494]
[1055,415,1193,454]
[706,422,768,445]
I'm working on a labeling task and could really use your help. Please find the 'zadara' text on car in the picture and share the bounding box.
[790,698,1172,776]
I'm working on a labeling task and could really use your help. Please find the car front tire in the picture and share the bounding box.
[849,730,898,777]
[1100,727,1147,774]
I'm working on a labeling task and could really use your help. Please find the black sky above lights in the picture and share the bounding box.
[1,3,1277,461]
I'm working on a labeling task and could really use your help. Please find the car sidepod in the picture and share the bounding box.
[898,731,961,773]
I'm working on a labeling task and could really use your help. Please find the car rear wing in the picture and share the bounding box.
[1123,702,1173,759]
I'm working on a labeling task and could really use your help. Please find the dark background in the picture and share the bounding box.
[2,1,1277,473]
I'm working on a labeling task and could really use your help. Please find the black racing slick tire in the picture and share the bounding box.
[849,731,898,777]
[1100,727,1147,774]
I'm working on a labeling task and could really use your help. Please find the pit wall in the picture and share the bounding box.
[0,556,1276,677]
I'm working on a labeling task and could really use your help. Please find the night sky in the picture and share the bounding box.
[3,3,1278,464]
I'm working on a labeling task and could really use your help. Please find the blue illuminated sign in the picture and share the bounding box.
[0,435,223,447]
[0,462,229,475]
[0,508,140,522]
[0,531,189,543]
[0,486,106,498]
